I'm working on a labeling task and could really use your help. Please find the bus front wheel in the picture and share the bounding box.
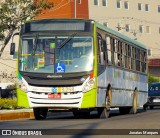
[33,107,48,120]
[98,87,112,118]
[97,107,110,118]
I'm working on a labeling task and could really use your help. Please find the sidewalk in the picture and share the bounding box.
[0,109,34,121]
[0,109,72,121]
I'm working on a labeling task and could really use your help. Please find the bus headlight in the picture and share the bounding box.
[83,78,95,93]
[17,80,27,92]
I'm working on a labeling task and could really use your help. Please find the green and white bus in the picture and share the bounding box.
[11,19,148,120]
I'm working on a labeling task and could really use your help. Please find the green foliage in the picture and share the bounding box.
[0,98,17,109]
[6,84,16,90]
[0,0,53,56]
[6,84,17,99]
[148,74,159,85]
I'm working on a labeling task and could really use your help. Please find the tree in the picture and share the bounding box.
[0,0,53,57]
[148,74,159,86]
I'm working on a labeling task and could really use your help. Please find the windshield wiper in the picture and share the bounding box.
[58,33,77,49]
[32,33,39,56]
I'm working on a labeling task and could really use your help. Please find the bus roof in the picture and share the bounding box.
[96,22,146,49]
[24,18,146,49]
[29,18,94,23]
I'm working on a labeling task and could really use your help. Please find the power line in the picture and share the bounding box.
[40,0,64,15]
[0,61,16,69]
[40,13,88,18]
[90,16,160,25]
[40,0,71,15]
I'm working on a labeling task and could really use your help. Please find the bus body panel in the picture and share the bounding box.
[17,72,30,107]
[97,66,148,107]
[81,89,97,108]
[18,75,97,109]
[16,19,148,116]
[26,87,97,109]
[27,91,83,108]
[17,89,29,107]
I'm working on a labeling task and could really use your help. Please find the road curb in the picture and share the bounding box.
[0,110,72,121]
[0,112,34,121]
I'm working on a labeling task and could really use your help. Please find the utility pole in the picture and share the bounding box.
[74,0,76,18]
[132,25,138,40]
[116,23,121,31]
[116,21,125,32]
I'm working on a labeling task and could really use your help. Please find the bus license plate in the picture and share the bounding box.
[48,93,61,99]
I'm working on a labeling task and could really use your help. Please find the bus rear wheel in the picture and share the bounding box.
[33,107,48,120]
[98,87,112,118]
[131,90,138,114]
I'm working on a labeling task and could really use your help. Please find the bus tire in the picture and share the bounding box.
[143,105,147,111]
[97,107,110,119]
[107,87,112,108]
[119,107,131,114]
[33,108,48,120]
[131,90,138,114]
[97,86,112,118]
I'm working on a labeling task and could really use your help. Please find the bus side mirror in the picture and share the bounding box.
[148,49,151,56]
[10,43,15,55]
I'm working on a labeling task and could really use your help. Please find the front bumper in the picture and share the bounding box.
[28,91,83,108]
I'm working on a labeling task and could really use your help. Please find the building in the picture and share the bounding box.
[148,59,160,76]
[0,35,18,89]
[1,0,160,82]
[0,1,19,86]
[36,0,89,19]
[88,0,160,58]
[37,0,160,77]
[88,0,160,76]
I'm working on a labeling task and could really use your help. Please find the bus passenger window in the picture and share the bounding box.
[131,47,136,70]
[97,35,105,65]
[124,44,128,68]
[141,51,147,73]
[117,54,121,66]
[136,48,140,71]
[128,46,131,69]
[122,43,126,68]
[106,36,112,65]
[117,41,122,67]
[110,38,115,65]
[114,39,119,66]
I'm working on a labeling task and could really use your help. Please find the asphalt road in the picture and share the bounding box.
[0,108,160,137]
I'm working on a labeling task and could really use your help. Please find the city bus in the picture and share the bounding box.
[11,19,148,120]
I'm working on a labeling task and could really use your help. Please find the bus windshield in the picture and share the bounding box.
[19,36,93,73]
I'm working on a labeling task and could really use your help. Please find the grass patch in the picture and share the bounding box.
[0,98,17,109]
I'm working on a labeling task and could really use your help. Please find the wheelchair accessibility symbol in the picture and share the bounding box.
[56,63,65,73]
